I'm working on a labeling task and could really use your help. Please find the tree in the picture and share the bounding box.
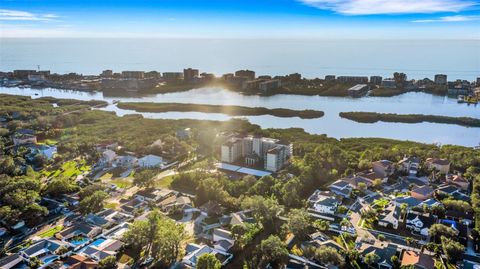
[393,72,407,89]
[28,257,42,269]
[314,246,345,266]
[79,191,108,215]
[123,210,186,265]
[197,253,221,269]
[258,235,289,267]
[377,234,385,241]
[364,253,380,266]
[372,178,383,189]
[285,209,311,241]
[313,219,330,231]
[241,195,282,226]
[337,205,348,214]
[441,236,464,262]
[390,255,400,269]
[44,177,79,197]
[133,169,156,189]
[99,256,117,269]
[358,182,367,193]
[429,224,457,243]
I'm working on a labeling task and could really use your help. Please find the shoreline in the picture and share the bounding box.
[117,102,325,119]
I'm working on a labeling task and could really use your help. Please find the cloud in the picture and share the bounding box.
[412,15,480,22]
[298,0,477,15]
[0,9,58,21]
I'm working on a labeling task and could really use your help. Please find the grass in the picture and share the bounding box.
[110,178,133,188]
[105,202,119,209]
[38,225,63,238]
[49,160,90,179]
[372,198,389,209]
[155,175,174,188]
[118,254,134,265]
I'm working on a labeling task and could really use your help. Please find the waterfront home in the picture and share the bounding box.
[357,241,399,269]
[411,186,434,201]
[182,243,233,268]
[372,160,395,179]
[328,179,353,198]
[20,238,69,265]
[378,203,401,229]
[426,158,450,174]
[398,156,420,176]
[212,228,235,252]
[405,212,436,237]
[400,250,435,269]
[307,190,339,215]
[446,174,469,191]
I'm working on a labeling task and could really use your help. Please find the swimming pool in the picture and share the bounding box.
[91,238,106,247]
[70,237,89,246]
[42,255,59,264]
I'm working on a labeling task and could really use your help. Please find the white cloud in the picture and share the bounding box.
[0,9,58,21]
[298,0,477,15]
[413,15,480,22]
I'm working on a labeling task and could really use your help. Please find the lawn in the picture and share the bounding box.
[372,198,389,209]
[38,225,63,238]
[155,175,174,188]
[50,160,90,179]
[105,202,119,209]
[110,178,133,188]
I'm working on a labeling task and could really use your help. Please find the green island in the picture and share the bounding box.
[117,102,325,119]
[339,111,480,127]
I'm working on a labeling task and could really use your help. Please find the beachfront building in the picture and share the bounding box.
[183,68,199,82]
[259,79,281,94]
[370,76,383,86]
[347,84,370,97]
[235,70,255,80]
[337,76,368,84]
[434,74,447,85]
[220,135,292,172]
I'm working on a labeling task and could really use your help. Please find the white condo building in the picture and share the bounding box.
[221,135,292,172]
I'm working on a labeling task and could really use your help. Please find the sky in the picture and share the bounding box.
[0,0,479,39]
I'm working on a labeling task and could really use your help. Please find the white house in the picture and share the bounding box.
[102,149,116,164]
[308,190,338,215]
[405,213,436,237]
[212,228,235,252]
[138,154,164,168]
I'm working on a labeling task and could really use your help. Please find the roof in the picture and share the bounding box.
[406,213,436,228]
[213,228,233,240]
[437,185,459,195]
[329,179,350,189]
[401,251,435,269]
[427,158,450,165]
[236,167,272,177]
[0,254,23,269]
[411,185,434,196]
[395,196,421,207]
[358,242,398,266]
[373,160,393,168]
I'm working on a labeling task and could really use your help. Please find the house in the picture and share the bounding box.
[307,190,339,215]
[176,128,192,140]
[182,243,233,268]
[306,232,344,251]
[411,185,434,201]
[55,222,102,249]
[358,241,399,269]
[120,197,146,214]
[138,154,164,168]
[436,184,461,196]
[79,238,123,261]
[378,203,401,229]
[328,179,353,198]
[405,212,436,237]
[446,174,469,191]
[426,158,450,174]
[20,239,69,265]
[287,254,324,269]
[135,188,174,203]
[212,228,235,252]
[13,133,37,146]
[440,219,467,244]
[113,155,137,168]
[398,156,420,176]
[394,196,422,208]
[62,254,99,269]
[101,149,116,165]
[199,201,223,216]
[0,254,25,269]
[420,198,441,208]
[228,210,255,226]
[400,250,435,269]
[372,160,395,179]
[85,209,133,228]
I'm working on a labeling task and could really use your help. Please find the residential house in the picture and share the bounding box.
[212,228,235,252]
[228,210,255,227]
[101,149,116,165]
[378,203,401,229]
[199,201,223,216]
[13,133,37,146]
[426,158,450,174]
[372,160,395,179]
[394,196,422,208]
[120,197,146,214]
[328,179,353,198]
[411,186,434,201]
[440,219,467,244]
[358,241,399,269]
[79,238,123,261]
[405,212,436,237]
[62,254,99,269]
[85,209,133,228]
[182,243,233,268]
[307,190,339,215]
[420,199,441,208]
[135,188,174,203]
[20,239,69,265]
[113,155,137,168]
[306,232,344,252]
[138,154,164,168]
[0,254,25,269]
[176,128,192,140]
[398,156,420,176]
[446,174,469,191]
[400,250,435,269]
[55,223,102,249]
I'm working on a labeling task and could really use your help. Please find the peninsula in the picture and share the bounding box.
[339,111,480,128]
[117,102,325,119]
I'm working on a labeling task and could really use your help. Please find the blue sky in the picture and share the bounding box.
[0,0,479,38]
